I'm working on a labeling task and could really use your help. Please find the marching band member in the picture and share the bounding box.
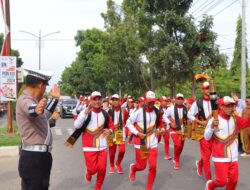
[127,91,164,190]
[188,82,213,180]
[204,96,250,190]
[107,94,129,174]
[128,97,145,145]
[74,91,115,190]
[159,96,172,160]
[72,95,85,120]
[241,96,250,157]
[163,93,187,169]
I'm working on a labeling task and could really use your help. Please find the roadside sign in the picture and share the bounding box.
[0,56,17,101]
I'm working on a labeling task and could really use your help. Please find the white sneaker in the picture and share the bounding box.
[240,152,250,157]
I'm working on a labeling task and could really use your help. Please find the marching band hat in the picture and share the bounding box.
[176,93,184,99]
[202,81,210,89]
[138,97,144,103]
[145,91,156,103]
[160,96,172,102]
[160,96,167,102]
[221,96,236,105]
[79,95,84,101]
[111,94,120,100]
[91,91,102,99]
[127,98,134,103]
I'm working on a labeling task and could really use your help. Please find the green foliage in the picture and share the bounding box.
[230,16,242,75]
[0,121,20,147]
[11,49,24,67]
[0,33,3,47]
[59,0,231,98]
[60,28,107,96]
[211,16,249,98]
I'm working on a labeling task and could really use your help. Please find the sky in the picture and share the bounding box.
[0,0,249,90]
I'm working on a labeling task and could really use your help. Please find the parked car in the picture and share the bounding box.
[59,99,77,118]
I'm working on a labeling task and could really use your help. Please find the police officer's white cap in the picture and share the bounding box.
[24,68,53,81]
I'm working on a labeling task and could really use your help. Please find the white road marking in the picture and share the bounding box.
[67,128,74,135]
[55,129,63,136]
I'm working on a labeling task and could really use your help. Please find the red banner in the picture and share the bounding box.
[0,0,8,56]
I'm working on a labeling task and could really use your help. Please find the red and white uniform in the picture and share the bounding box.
[128,103,143,145]
[108,107,129,172]
[188,97,213,180]
[74,108,114,190]
[204,113,250,190]
[163,105,186,168]
[159,105,171,158]
[126,107,164,190]
[125,106,135,117]
[72,102,86,120]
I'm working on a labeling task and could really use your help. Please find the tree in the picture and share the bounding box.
[121,1,224,97]
[60,0,227,98]
[60,28,107,96]
[207,16,250,97]
[101,0,149,96]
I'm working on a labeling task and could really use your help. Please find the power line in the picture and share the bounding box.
[192,0,215,15]
[194,0,222,16]
[192,0,202,7]
[218,33,236,36]
[213,0,239,17]
[219,43,250,51]
[195,0,225,19]
[219,47,235,50]
[217,34,235,42]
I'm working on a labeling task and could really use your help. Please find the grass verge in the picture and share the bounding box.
[0,121,20,147]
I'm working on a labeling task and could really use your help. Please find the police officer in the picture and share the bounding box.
[16,68,60,190]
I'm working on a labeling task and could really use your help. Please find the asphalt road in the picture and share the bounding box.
[0,118,250,190]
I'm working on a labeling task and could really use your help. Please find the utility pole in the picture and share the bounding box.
[39,30,41,70]
[241,0,247,100]
[20,30,60,70]
[5,0,13,133]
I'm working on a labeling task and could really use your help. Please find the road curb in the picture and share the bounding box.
[0,146,19,157]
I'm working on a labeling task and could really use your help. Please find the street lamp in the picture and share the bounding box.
[20,29,60,70]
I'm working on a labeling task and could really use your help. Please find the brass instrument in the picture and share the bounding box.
[184,122,193,139]
[140,143,149,160]
[115,129,124,144]
[107,133,114,146]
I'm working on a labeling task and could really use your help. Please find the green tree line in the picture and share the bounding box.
[60,0,249,99]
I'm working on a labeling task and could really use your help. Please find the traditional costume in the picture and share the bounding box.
[107,94,129,174]
[127,91,164,190]
[74,91,115,190]
[188,82,213,180]
[205,96,250,190]
[163,93,187,169]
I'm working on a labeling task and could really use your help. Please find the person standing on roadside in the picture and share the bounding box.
[17,68,60,190]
